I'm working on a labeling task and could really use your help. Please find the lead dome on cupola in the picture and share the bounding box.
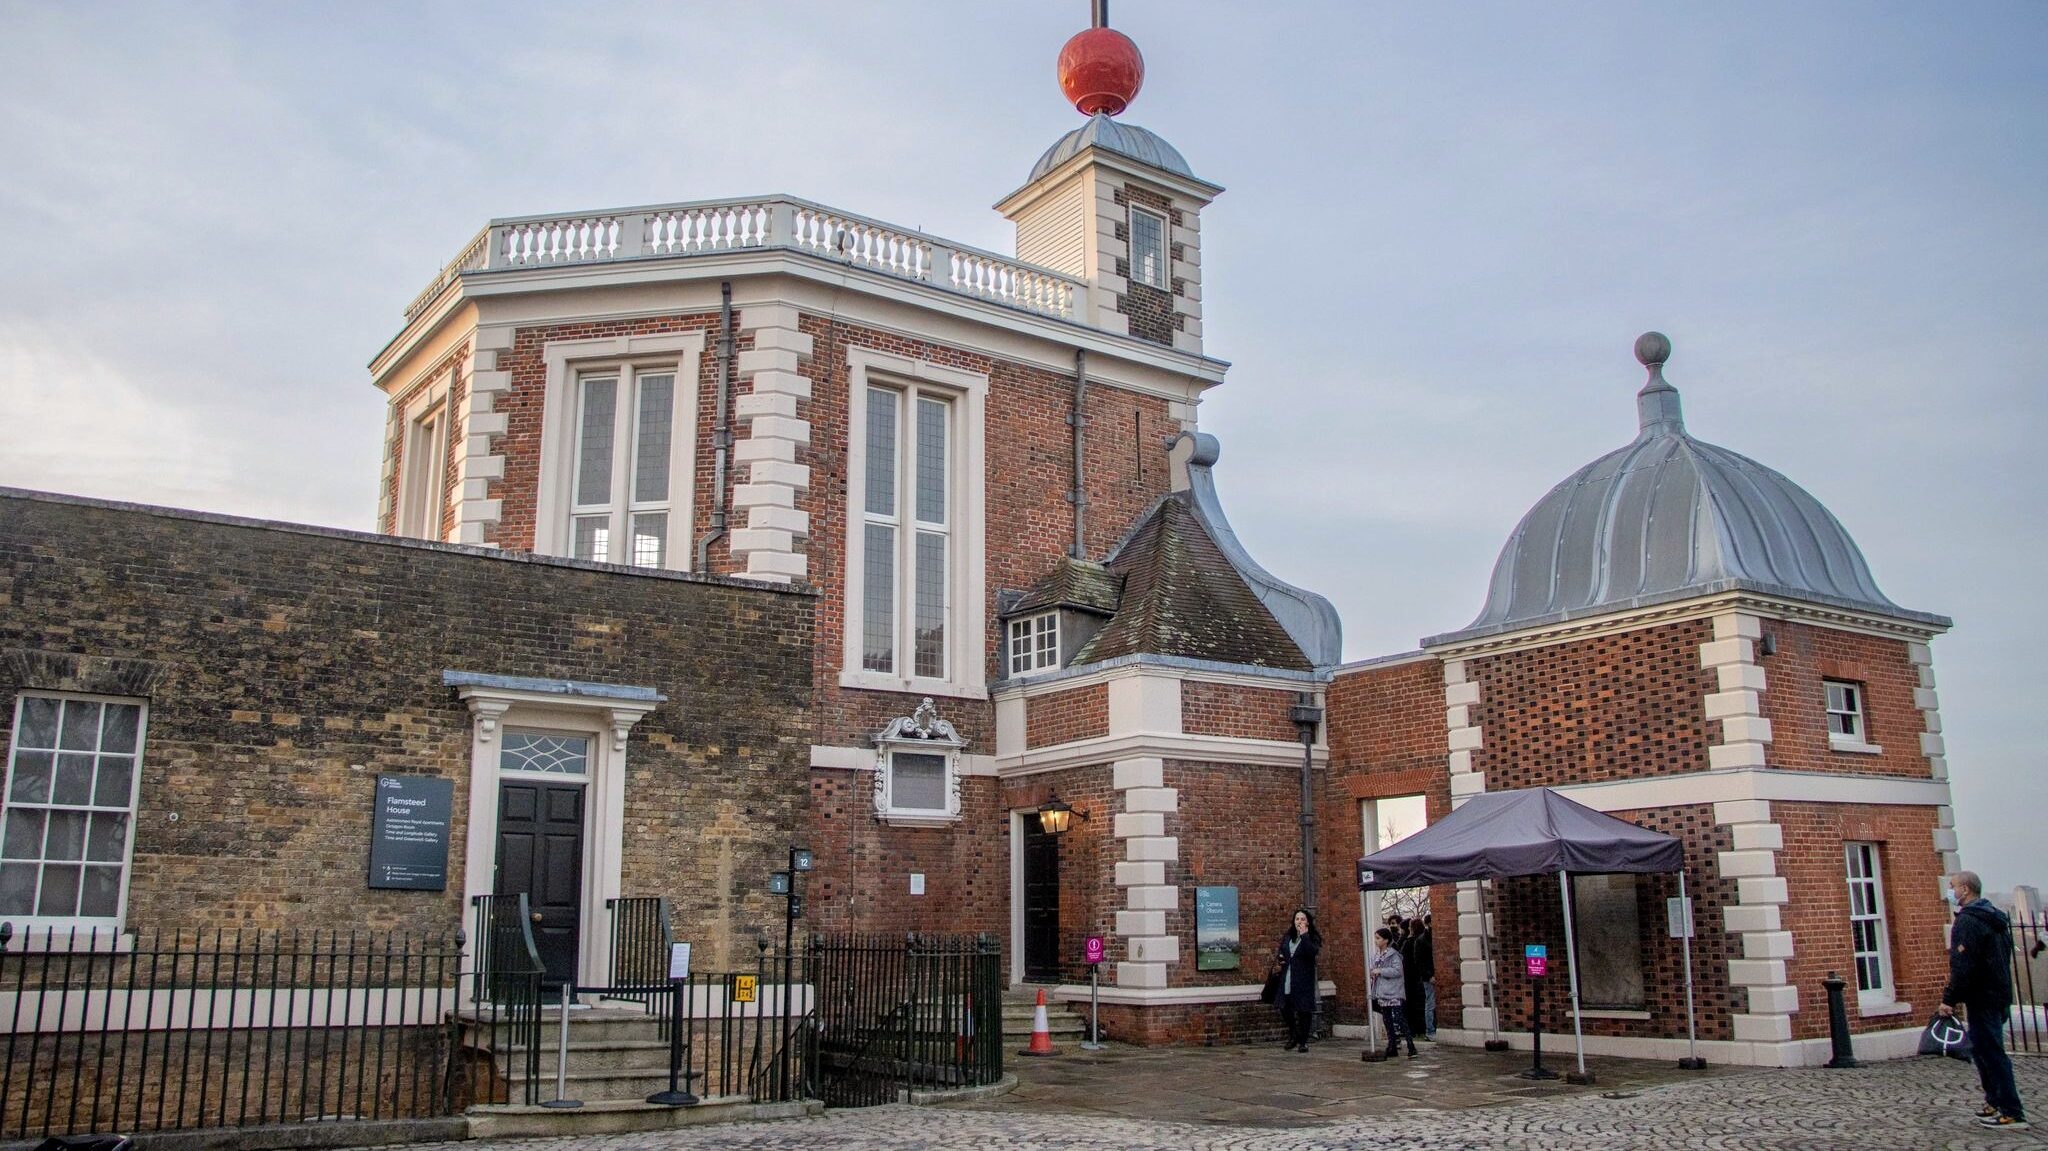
[1428,333,1950,645]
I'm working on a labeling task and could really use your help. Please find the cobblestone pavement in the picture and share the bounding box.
[407,1055,2048,1151]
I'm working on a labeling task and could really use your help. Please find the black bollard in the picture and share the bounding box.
[1823,972,1858,1069]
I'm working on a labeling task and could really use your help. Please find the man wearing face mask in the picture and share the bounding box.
[1942,871,2026,1130]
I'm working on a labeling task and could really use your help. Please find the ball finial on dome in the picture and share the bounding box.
[1058,25,1144,117]
[1635,331,1671,368]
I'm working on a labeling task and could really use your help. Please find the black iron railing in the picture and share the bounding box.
[809,932,1000,1107]
[605,896,673,1028]
[0,922,461,1140]
[463,894,543,1106]
[2011,913,2044,1055]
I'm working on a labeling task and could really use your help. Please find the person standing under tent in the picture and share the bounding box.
[1273,908,1322,1052]
[1401,916,1430,1040]
[1943,871,2027,1130]
[1370,926,1416,1058]
[1419,915,1438,1037]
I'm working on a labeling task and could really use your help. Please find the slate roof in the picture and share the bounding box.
[1007,557,1123,617]
[1070,492,1313,672]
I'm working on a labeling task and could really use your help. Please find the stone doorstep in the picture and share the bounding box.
[466,1096,819,1140]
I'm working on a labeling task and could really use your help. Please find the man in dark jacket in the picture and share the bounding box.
[1942,871,2027,1130]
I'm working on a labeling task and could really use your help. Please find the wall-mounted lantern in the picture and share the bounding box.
[1038,793,1089,835]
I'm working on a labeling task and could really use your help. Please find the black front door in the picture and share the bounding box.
[497,780,584,991]
[1023,820,1060,982]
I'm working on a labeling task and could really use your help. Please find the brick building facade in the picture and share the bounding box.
[0,27,1968,1069]
[0,489,814,981]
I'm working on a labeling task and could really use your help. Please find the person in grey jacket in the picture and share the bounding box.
[1370,926,1415,1058]
[1942,871,2026,1130]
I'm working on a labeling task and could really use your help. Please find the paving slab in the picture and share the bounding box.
[369,1049,2048,1150]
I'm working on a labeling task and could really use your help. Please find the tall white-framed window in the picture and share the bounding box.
[1128,205,1167,290]
[534,332,703,571]
[1825,680,1867,747]
[1007,613,1060,678]
[1,694,146,931]
[396,376,452,541]
[841,348,987,699]
[570,366,679,568]
[1845,841,1894,1005]
[859,384,954,679]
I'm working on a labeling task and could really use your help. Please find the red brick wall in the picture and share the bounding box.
[1025,685,1108,749]
[1096,999,1301,1046]
[1486,806,1740,1041]
[806,772,1010,942]
[1321,657,1454,1024]
[1180,681,1299,742]
[1167,759,1303,988]
[1471,619,1716,789]
[1758,622,1931,778]
[487,313,729,556]
[1772,801,1946,1036]
[793,314,1170,755]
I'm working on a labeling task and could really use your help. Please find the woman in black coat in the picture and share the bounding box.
[1274,908,1323,1051]
[1400,916,1430,1038]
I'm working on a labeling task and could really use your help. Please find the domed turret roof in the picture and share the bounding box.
[1429,333,1948,645]
[1029,113,1197,183]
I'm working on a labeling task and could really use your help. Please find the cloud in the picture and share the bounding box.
[0,325,232,507]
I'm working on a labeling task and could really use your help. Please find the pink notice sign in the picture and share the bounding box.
[1084,935,1106,965]
[1526,956,1548,977]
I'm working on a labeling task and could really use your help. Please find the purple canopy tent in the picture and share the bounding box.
[1355,788,1697,1078]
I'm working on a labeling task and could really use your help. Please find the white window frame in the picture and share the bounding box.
[1844,841,1895,1006]
[1128,205,1168,290]
[871,699,964,828]
[567,366,684,568]
[1,692,148,934]
[1825,679,1880,753]
[1006,613,1060,679]
[396,374,453,541]
[841,348,987,700]
[534,333,704,569]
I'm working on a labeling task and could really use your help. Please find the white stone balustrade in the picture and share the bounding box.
[406,197,1085,325]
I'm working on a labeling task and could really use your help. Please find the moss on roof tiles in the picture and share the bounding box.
[1008,557,1124,617]
[1070,494,1312,672]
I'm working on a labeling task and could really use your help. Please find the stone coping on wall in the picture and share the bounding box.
[0,487,814,599]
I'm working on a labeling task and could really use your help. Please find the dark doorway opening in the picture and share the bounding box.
[1022,818,1060,982]
[497,780,584,991]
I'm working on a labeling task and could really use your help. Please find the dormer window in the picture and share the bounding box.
[1007,613,1060,678]
[873,699,964,828]
[1128,206,1167,290]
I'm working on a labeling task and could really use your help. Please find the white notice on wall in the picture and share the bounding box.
[669,942,692,980]
[1666,896,1694,939]
[910,873,926,896]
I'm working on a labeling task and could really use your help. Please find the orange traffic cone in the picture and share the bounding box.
[1019,987,1059,1057]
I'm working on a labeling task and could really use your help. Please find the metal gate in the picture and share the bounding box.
[2011,913,2045,1054]
[810,933,1001,1107]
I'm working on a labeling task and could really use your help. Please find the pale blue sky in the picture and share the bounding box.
[1,2,2042,888]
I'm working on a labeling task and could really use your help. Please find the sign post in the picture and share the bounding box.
[1671,876,1705,1070]
[1519,944,1559,1081]
[1081,935,1106,1050]
[647,942,698,1107]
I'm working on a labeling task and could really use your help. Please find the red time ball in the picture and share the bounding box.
[1058,27,1144,117]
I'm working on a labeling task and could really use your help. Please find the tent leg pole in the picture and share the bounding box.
[1559,871,1591,1084]
[1678,871,1705,1069]
[1361,888,1383,1060]
[1483,880,1506,1050]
